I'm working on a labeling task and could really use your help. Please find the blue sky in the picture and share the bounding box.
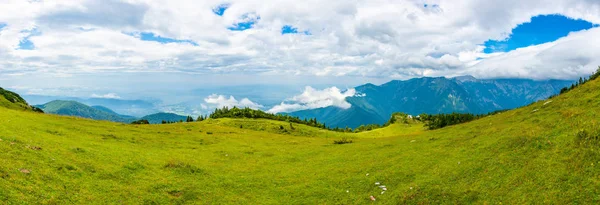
[212,4,229,16]
[1,0,600,115]
[131,32,198,46]
[484,15,598,53]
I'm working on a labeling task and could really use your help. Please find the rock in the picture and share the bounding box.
[375,182,380,185]
[370,196,376,201]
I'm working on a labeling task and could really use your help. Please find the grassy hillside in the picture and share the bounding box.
[0,87,43,112]
[1,77,600,204]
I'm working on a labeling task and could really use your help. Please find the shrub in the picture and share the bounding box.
[131,119,150,125]
[334,138,353,144]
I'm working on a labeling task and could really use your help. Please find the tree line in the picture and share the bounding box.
[559,66,600,94]
[416,109,508,130]
[209,106,340,130]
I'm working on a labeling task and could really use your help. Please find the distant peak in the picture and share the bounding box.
[452,75,477,82]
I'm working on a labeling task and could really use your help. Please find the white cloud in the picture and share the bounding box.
[464,27,600,80]
[268,86,361,113]
[0,0,599,81]
[204,94,263,109]
[91,93,121,99]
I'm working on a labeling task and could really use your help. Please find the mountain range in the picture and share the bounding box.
[22,95,159,117]
[289,76,574,128]
[35,100,187,124]
[21,76,575,127]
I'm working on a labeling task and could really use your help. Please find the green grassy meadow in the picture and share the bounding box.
[1,78,600,204]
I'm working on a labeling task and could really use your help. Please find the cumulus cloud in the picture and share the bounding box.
[91,93,121,99]
[268,86,361,113]
[0,0,599,81]
[204,94,263,109]
[464,27,600,80]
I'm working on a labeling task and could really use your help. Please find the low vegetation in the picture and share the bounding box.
[333,138,353,144]
[131,119,150,124]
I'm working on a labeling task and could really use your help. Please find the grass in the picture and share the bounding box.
[1,78,600,204]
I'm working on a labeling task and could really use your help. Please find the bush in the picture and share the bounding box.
[131,119,150,124]
[333,138,353,144]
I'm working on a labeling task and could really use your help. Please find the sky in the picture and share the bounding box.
[1,0,600,116]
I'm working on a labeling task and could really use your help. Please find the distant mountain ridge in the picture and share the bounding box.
[22,95,159,117]
[140,112,189,124]
[289,76,574,128]
[36,100,187,124]
[36,100,137,123]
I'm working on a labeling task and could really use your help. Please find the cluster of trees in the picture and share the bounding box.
[418,113,478,130]
[161,120,183,124]
[560,66,600,94]
[354,124,384,132]
[197,115,208,122]
[160,115,198,124]
[417,110,508,130]
[209,106,337,130]
[131,119,150,124]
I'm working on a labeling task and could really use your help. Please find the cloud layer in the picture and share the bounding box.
[0,0,599,81]
[91,93,122,99]
[268,86,359,113]
[203,94,263,110]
